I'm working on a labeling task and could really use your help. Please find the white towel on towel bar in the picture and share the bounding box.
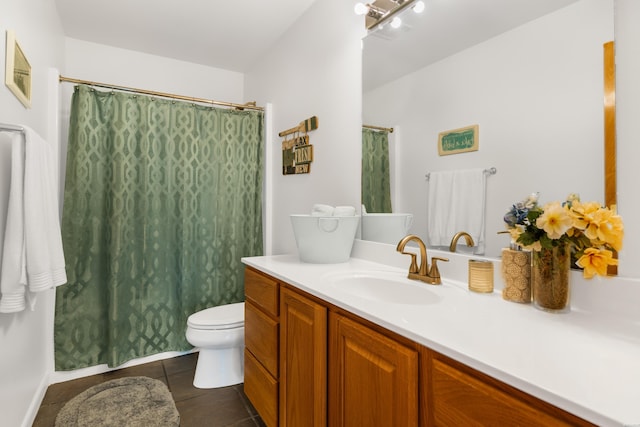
[0,126,67,313]
[427,168,486,253]
[0,133,27,312]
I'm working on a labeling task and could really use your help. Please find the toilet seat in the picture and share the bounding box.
[187,302,244,330]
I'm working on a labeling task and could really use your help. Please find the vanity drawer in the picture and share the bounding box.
[244,349,278,427]
[245,301,279,377]
[245,267,279,317]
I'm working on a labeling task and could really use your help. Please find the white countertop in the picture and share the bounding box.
[242,247,640,426]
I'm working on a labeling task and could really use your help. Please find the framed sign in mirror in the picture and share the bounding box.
[437,124,479,156]
[5,30,32,108]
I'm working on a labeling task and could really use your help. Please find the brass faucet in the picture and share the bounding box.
[396,234,449,285]
[449,231,475,252]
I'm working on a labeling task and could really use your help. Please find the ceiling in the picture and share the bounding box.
[54,0,318,73]
[54,0,581,89]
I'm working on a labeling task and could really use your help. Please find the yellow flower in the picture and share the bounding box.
[593,206,624,251]
[508,226,522,244]
[569,200,600,232]
[576,247,618,278]
[566,193,580,204]
[536,202,573,239]
[571,202,624,251]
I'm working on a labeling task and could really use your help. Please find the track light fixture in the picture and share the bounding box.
[354,2,369,15]
[354,0,425,31]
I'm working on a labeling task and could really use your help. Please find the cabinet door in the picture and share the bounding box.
[422,349,595,427]
[280,287,328,427]
[329,313,419,427]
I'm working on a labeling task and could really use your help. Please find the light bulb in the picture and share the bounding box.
[390,16,402,28]
[354,2,369,15]
[413,1,425,13]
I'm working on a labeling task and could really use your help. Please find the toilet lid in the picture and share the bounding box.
[187,302,244,330]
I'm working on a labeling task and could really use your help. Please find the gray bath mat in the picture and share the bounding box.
[55,376,180,427]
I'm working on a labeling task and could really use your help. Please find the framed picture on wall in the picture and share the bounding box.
[5,30,32,108]
[438,124,478,156]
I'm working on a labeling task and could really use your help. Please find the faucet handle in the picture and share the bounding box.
[428,256,449,282]
[402,252,419,274]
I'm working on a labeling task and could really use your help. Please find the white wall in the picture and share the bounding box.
[63,38,245,102]
[364,0,612,259]
[245,0,365,256]
[0,1,65,426]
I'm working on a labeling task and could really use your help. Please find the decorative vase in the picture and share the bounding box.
[531,243,571,313]
[501,248,531,303]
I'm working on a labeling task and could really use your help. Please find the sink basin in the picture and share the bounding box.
[323,270,441,305]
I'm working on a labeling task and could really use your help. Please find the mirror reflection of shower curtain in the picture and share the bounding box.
[361,127,392,213]
[54,85,264,370]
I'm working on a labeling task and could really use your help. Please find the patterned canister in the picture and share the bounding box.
[501,248,531,303]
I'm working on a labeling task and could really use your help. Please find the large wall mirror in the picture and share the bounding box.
[361,0,614,258]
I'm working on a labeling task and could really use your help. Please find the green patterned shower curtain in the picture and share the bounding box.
[361,128,392,213]
[55,85,264,370]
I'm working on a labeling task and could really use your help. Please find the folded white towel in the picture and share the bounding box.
[0,126,67,313]
[427,169,486,253]
[311,204,335,217]
[310,204,356,217]
[333,206,356,217]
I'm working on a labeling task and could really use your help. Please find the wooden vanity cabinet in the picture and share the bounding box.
[244,267,280,427]
[244,266,593,427]
[329,312,419,427]
[421,348,595,427]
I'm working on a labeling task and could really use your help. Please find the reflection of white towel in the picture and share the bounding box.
[0,127,67,313]
[334,206,356,217]
[311,204,335,216]
[310,204,356,217]
[427,169,486,253]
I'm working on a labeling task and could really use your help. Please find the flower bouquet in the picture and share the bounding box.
[503,193,624,311]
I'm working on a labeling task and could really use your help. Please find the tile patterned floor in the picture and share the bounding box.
[33,353,265,427]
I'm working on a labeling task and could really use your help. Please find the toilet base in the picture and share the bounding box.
[193,347,244,389]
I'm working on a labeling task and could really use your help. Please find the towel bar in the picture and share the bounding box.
[425,167,496,180]
[0,123,25,133]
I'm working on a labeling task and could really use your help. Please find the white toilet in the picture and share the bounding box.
[185,302,245,389]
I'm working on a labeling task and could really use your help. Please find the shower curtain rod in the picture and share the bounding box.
[363,124,394,133]
[58,75,264,111]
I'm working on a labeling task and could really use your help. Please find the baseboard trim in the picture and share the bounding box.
[21,373,50,427]
[49,349,196,384]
